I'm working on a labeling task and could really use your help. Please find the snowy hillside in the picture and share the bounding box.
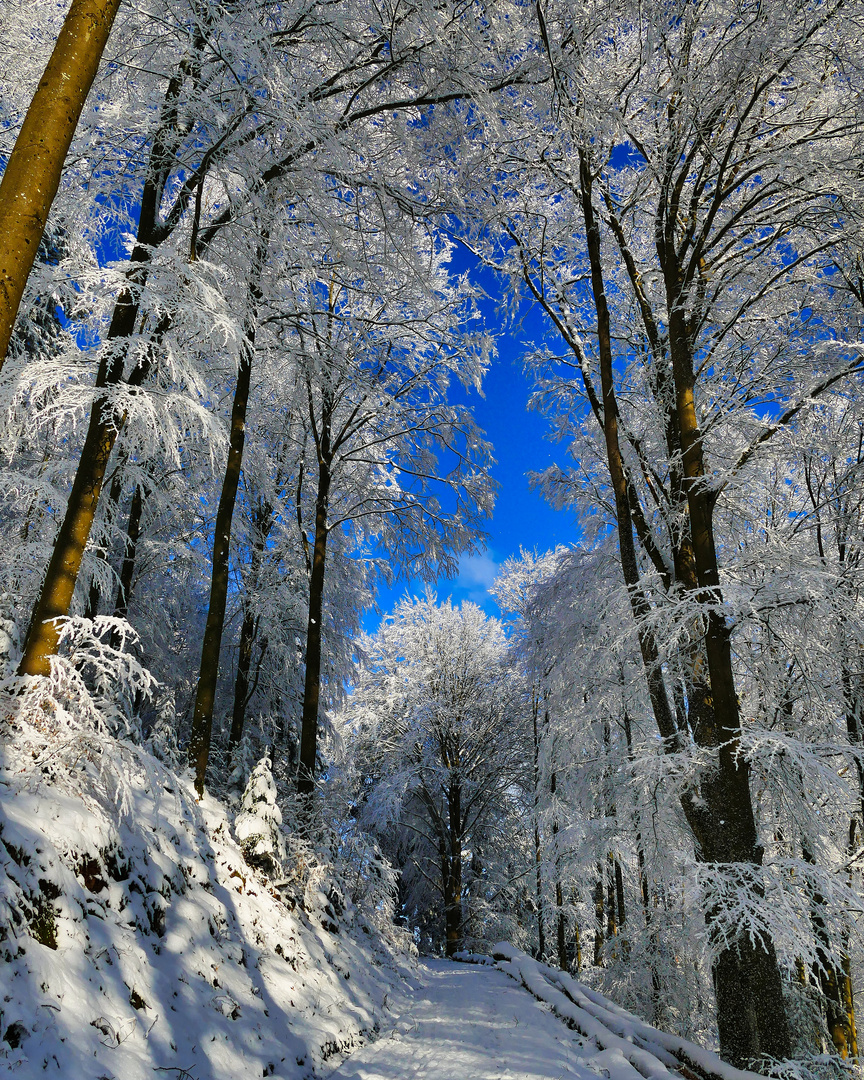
[0,705,416,1080]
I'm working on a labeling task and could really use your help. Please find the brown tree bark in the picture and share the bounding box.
[228,501,273,754]
[0,0,122,368]
[578,148,790,1067]
[296,459,331,796]
[18,355,143,676]
[187,346,254,794]
[16,47,205,680]
[663,263,790,1071]
[188,239,266,796]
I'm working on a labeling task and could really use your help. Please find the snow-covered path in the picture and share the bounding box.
[326,959,593,1080]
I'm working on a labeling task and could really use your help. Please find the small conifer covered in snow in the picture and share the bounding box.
[234,754,287,878]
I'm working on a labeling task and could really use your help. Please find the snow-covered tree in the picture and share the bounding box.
[456,0,864,1064]
[340,594,529,955]
[235,753,287,878]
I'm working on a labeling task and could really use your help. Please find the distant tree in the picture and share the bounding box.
[342,594,528,955]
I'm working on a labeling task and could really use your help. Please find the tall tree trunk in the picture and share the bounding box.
[229,608,257,754]
[593,868,604,967]
[532,687,546,960]
[665,287,790,1068]
[228,504,272,754]
[579,149,789,1067]
[444,771,463,956]
[0,0,122,367]
[614,857,626,933]
[15,49,209,681]
[113,482,143,619]
[297,461,331,795]
[19,367,137,676]
[606,856,617,941]
[549,760,566,971]
[556,879,567,971]
[187,348,253,794]
[188,241,265,794]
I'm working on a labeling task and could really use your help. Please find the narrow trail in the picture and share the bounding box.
[326,951,756,1080]
[326,959,592,1080]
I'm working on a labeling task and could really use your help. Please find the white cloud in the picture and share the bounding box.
[456,552,500,592]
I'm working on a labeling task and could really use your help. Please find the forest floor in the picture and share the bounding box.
[326,959,597,1080]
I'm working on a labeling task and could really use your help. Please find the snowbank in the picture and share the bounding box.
[487,944,764,1080]
[0,723,416,1079]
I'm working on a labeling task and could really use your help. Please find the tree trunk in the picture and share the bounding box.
[0,0,123,367]
[614,857,626,933]
[665,291,790,1068]
[556,879,567,971]
[579,149,789,1067]
[228,502,273,754]
[444,771,463,956]
[606,856,618,941]
[593,869,604,967]
[19,383,131,676]
[15,49,208,681]
[297,461,331,795]
[188,241,264,795]
[549,761,566,971]
[532,687,546,959]
[228,608,257,753]
[801,837,856,1058]
[113,482,143,619]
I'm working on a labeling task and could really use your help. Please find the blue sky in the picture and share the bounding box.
[366,252,581,627]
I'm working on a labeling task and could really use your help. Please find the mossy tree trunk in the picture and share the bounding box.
[16,49,205,681]
[0,0,122,367]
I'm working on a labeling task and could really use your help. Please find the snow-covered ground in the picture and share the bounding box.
[327,954,763,1080]
[0,697,762,1080]
[326,958,593,1080]
[0,708,417,1080]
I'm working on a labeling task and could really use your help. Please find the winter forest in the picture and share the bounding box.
[1,0,864,1077]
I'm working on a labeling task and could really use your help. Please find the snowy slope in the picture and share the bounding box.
[0,717,416,1080]
[485,946,763,1080]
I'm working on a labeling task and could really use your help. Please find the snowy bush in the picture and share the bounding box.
[234,753,287,878]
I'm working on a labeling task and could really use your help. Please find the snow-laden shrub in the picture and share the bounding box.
[234,754,287,877]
